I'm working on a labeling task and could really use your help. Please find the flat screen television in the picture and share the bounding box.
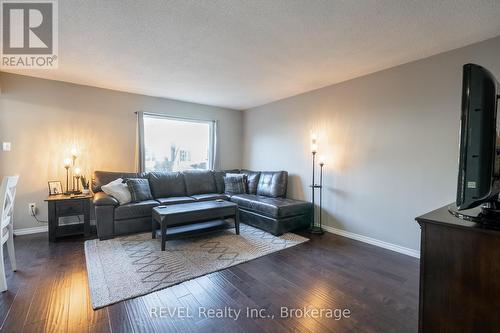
[450,63,500,223]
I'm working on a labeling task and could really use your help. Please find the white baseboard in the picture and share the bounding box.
[322,225,420,258]
[13,225,48,236]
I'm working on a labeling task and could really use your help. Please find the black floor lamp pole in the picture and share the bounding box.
[309,151,324,234]
[319,162,324,230]
[311,151,316,229]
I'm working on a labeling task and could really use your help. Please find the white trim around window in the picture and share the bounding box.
[137,111,218,172]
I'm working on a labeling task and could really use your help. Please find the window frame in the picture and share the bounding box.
[138,112,216,173]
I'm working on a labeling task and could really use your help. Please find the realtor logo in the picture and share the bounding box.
[1,0,58,68]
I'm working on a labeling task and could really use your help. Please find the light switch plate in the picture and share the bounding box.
[2,142,11,151]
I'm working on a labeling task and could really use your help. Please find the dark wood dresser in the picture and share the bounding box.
[415,205,500,333]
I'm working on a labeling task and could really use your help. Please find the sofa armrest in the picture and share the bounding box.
[95,205,115,240]
[94,192,117,240]
[93,192,119,206]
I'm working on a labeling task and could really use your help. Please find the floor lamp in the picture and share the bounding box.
[309,134,324,234]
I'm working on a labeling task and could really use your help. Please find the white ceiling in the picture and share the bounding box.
[3,0,500,110]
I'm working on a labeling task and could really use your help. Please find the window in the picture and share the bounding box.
[140,114,215,172]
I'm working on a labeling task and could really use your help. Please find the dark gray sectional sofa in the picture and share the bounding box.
[92,169,312,240]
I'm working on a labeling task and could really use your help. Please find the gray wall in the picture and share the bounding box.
[2,37,500,249]
[242,36,500,251]
[0,73,243,230]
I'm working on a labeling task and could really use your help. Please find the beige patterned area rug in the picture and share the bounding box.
[85,223,308,309]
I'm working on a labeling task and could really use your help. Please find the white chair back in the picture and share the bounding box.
[0,176,19,236]
[0,176,18,292]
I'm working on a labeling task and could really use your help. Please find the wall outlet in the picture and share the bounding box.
[2,142,11,151]
[29,203,37,216]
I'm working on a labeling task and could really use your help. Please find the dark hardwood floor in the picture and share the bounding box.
[0,229,419,333]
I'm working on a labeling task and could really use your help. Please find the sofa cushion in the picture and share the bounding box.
[191,193,229,201]
[238,209,310,236]
[256,171,288,198]
[230,194,311,219]
[156,196,196,205]
[213,169,240,193]
[149,172,186,198]
[224,174,247,195]
[92,170,146,193]
[114,200,159,220]
[213,171,225,193]
[101,178,132,205]
[126,178,153,202]
[240,170,261,194]
[183,170,217,195]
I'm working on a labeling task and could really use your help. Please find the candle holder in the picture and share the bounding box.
[62,147,84,195]
[71,148,77,193]
[74,177,82,194]
[73,167,82,194]
[64,158,71,195]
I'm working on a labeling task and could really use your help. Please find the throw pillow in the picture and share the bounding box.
[126,178,153,202]
[224,174,247,195]
[101,178,131,205]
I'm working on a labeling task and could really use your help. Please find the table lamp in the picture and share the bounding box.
[64,158,71,194]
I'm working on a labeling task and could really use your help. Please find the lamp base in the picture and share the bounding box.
[308,226,324,235]
[64,190,82,195]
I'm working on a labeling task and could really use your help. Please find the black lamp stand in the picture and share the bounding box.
[309,151,324,234]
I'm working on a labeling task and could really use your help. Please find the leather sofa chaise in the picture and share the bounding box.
[92,169,312,240]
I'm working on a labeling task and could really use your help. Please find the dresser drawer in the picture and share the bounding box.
[56,201,84,216]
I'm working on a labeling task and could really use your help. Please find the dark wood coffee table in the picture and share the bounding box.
[152,200,239,250]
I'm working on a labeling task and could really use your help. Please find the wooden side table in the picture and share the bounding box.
[45,194,93,242]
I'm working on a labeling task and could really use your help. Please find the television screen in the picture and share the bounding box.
[456,63,500,210]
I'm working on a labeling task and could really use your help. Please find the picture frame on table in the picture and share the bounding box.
[48,181,63,196]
